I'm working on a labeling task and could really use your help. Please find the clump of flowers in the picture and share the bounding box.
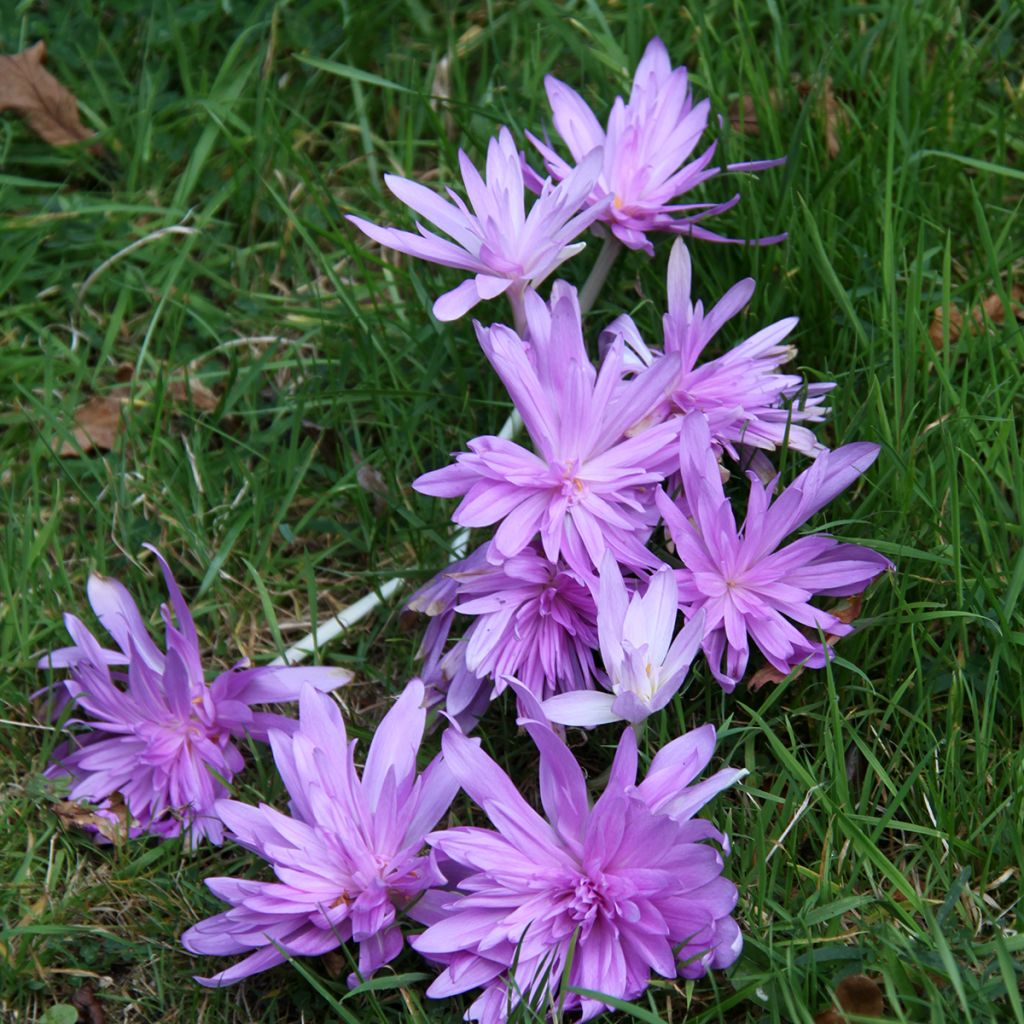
[38,547,351,846]
[32,32,894,1024]
[182,680,457,986]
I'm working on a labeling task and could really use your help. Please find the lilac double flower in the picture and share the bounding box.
[38,547,350,846]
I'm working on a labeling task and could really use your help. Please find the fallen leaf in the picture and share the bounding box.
[55,372,222,456]
[53,795,130,845]
[166,377,219,412]
[71,985,105,1024]
[929,285,1024,349]
[729,93,762,135]
[321,949,347,979]
[813,974,884,1023]
[821,76,843,159]
[747,662,793,691]
[355,459,389,514]
[55,391,130,456]
[0,41,94,147]
[730,76,847,157]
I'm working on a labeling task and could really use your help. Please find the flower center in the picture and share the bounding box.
[559,460,586,505]
[567,873,609,925]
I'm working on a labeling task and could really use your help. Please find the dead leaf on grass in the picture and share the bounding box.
[821,77,843,159]
[356,461,389,514]
[813,973,884,1023]
[55,391,131,457]
[928,285,1024,349]
[730,75,847,158]
[0,41,94,147]
[166,377,219,412]
[53,795,131,845]
[321,949,347,979]
[54,373,221,457]
[71,985,105,1024]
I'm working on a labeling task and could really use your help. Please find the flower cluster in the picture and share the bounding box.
[37,34,892,1024]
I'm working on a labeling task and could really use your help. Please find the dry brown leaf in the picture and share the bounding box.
[55,373,221,456]
[166,377,219,412]
[730,77,846,157]
[928,303,966,347]
[929,284,1024,349]
[729,93,762,135]
[55,390,131,456]
[0,41,94,147]
[748,662,794,691]
[321,949,347,979]
[821,77,843,159]
[53,795,130,845]
[71,985,106,1024]
[813,974,884,1023]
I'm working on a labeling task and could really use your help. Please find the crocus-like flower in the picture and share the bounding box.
[602,239,833,459]
[414,284,681,575]
[347,126,609,322]
[455,543,599,702]
[38,547,351,846]
[412,687,743,1022]
[542,552,704,726]
[182,680,458,987]
[657,413,892,689]
[525,37,785,254]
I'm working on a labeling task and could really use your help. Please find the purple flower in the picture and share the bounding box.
[414,283,681,575]
[543,552,704,726]
[603,240,833,460]
[38,547,351,846]
[412,688,743,1022]
[347,126,608,321]
[182,680,458,987]
[525,37,785,255]
[455,542,599,702]
[657,413,892,690]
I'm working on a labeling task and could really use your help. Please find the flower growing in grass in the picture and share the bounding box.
[38,547,351,846]
[602,239,833,459]
[542,553,704,726]
[413,688,742,1022]
[414,284,682,575]
[657,413,892,690]
[347,126,609,322]
[182,680,458,987]
[457,542,600,702]
[525,37,785,254]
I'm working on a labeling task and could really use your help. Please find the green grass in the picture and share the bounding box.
[1,0,1022,1021]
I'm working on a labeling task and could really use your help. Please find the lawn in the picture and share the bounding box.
[1,1,1022,1022]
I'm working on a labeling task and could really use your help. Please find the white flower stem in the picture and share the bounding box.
[507,283,529,337]
[275,240,624,665]
[578,235,623,315]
